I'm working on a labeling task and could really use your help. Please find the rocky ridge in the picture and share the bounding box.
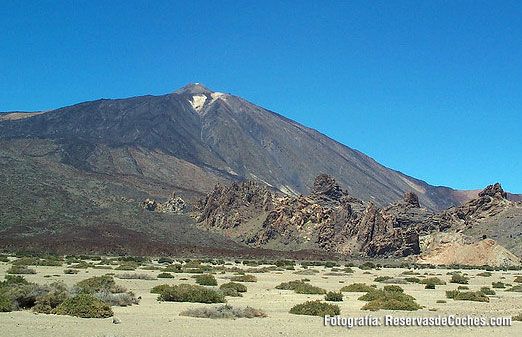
[195,175,522,261]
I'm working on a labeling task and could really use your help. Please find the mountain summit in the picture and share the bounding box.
[173,82,214,95]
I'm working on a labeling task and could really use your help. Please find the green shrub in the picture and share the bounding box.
[436,300,446,303]
[325,291,343,302]
[157,273,174,279]
[275,279,325,294]
[52,294,113,318]
[340,283,375,292]
[2,275,29,286]
[361,298,422,311]
[276,279,309,290]
[401,271,420,276]
[480,287,496,295]
[457,286,469,290]
[289,300,340,317]
[359,262,376,270]
[419,277,446,286]
[7,266,36,274]
[0,291,13,312]
[75,275,116,294]
[358,288,421,311]
[195,274,218,286]
[220,282,247,293]
[180,305,266,319]
[492,282,506,289]
[230,274,257,282]
[374,276,393,283]
[0,255,9,263]
[450,274,469,284]
[163,264,183,273]
[157,284,226,303]
[64,269,79,274]
[383,285,404,293]
[404,277,421,283]
[151,284,172,294]
[446,290,489,302]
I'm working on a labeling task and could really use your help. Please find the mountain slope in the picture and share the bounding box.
[0,83,495,211]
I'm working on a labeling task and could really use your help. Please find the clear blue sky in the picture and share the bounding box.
[1,1,521,193]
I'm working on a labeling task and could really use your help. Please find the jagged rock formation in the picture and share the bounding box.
[416,238,521,267]
[141,193,186,214]
[195,181,274,229]
[197,174,426,257]
[421,183,522,256]
[195,176,522,260]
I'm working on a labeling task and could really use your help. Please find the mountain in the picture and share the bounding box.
[2,83,513,210]
[0,83,519,256]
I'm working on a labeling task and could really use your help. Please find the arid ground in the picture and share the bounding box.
[0,258,520,337]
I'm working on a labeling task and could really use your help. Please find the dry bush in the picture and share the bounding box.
[180,305,266,319]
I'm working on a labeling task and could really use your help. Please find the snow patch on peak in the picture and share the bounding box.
[190,94,207,112]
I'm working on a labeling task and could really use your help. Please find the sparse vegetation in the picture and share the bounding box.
[374,276,393,283]
[325,291,343,301]
[340,283,375,292]
[480,287,496,295]
[220,282,247,293]
[156,284,226,303]
[450,273,469,284]
[359,287,421,311]
[53,294,113,318]
[289,300,340,317]
[513,313,522,321]
[195,274,218,286]
[180,305,266,319]
[514,276,522,283]
[492,281,506,289]
[230,274,257,282]
[75,275,116,294]
[63,269,79,274]
[446,290,489,302]
[275,279,325,294]
[157,272,174,278]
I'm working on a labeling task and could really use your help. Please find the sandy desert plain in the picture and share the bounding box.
[0,255,521,337]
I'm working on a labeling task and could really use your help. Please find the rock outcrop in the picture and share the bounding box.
[141,193,186,214]
[193,177,522,259]
[195,181,274,229]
